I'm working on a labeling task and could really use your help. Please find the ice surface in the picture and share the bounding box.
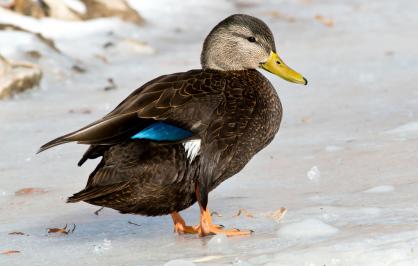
[385,121,418,139]
[233,257,253,266]
[324,145,342,152]
[278,218,339,239]
[207,234,230,253]
[1,0,418,265]
[164,259,196,266]
[363,185,394,193]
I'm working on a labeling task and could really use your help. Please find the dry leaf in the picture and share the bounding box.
[68,108,92,114]
[104,78,117,91]
[1,250,20,255]
[235,209,255,218]
[270,207,288,221]
[15,187,47,196]
[95,54,108,63]
[25,50,42,59]
[267,11,296,22]
[47,224,76,235]
[121,38,155,54]
[235,1,259,8]
[301,116,311,123]
[211,211,223,217]
[48,227,68,234]
[315,15,334,27]
[8,232,26,236]
[103,41,115,49]
[72,65,87,73]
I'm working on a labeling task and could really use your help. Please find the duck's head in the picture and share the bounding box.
[201,14,307,85]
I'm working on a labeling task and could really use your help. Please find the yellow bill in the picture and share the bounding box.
[260,51,307,85]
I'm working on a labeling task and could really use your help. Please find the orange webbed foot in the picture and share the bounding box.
[171,212,199,234]
[171,208,252,237]
[198,207,252,237]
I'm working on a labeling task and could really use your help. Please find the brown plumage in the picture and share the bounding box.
[44,69,281,213]
[39,14,306,236]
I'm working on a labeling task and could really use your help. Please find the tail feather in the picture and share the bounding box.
[37,134,72,154]
[37,112,144,154]
[67,182,129,203]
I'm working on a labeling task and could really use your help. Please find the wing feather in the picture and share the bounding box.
[38,70,225,153]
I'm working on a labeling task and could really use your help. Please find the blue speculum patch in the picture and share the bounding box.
[131,122,193,141]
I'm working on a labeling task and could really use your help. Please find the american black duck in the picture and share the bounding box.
[39,14,307,236]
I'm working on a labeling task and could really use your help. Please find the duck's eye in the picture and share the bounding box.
[247,36,256,43]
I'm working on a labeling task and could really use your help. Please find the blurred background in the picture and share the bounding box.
[1,0,418,265]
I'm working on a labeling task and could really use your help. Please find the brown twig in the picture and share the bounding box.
[94,207,104,215]
[128,221,141,227]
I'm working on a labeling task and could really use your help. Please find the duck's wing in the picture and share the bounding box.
[38,70,225,153]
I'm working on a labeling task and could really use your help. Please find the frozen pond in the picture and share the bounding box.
[1,0,418,265]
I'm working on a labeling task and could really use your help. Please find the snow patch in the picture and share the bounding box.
[307,166,321,182]
[93,238,112,253]
[278,219,339,239]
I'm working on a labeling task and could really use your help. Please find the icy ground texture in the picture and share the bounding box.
[1,0,418,265]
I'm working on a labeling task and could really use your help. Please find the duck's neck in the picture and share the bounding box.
[201,55,247,71]
[200,37,248,71]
